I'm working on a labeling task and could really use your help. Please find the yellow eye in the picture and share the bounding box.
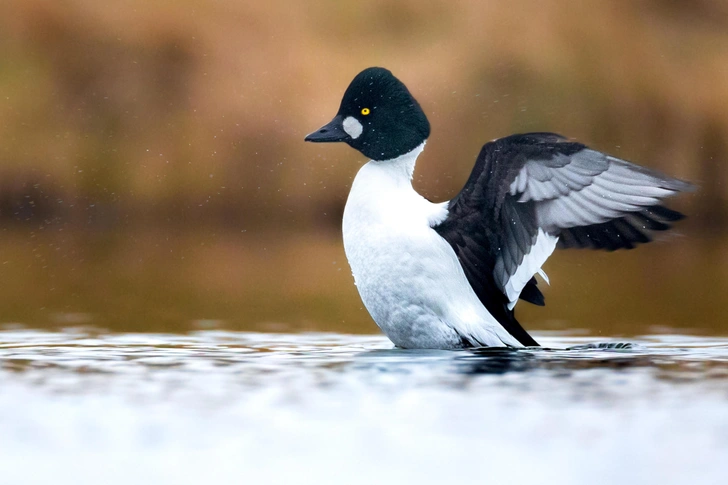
[361,108,370,116]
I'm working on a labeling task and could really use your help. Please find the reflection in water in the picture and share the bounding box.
[356,347,540,375]
[1,329,727,379]
[5,329,724,384]
[357,342,684,376]
[457,348,541,375]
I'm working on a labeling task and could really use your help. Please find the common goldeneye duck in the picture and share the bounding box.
[305,66,694,350]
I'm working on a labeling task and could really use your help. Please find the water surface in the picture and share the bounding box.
[1,329,727,485]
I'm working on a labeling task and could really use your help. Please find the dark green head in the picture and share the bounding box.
[305,67,430,161]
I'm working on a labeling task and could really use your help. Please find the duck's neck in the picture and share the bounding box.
[345,140,447,228]
[364,142,426,188]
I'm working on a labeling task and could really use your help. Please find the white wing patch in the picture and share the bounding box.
[504,228,558,310]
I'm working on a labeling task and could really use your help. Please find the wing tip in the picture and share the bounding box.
[556,204,688,251]
[664,178,697,194]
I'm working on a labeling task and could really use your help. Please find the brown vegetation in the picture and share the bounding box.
[0,0,726,230]
[1,1,727,335]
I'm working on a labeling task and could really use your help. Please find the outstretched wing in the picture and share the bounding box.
[434,132,693,346]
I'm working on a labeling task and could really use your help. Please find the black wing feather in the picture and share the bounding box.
[435,133,581,346]
[434,132,693,347]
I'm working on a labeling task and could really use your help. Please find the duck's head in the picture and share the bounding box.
[305,67,430,161]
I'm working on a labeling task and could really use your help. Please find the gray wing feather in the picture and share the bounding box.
[510,150,693,232]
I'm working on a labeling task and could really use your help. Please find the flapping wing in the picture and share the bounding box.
[509,142,693,249]
[434,132,693,344]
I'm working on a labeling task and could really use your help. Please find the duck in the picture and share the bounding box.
[305,67,693,349]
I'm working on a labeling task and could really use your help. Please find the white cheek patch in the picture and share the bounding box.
[343,116,363,139]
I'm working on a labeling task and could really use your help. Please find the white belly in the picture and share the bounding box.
[341,155,522,349]
[343,201,464,348]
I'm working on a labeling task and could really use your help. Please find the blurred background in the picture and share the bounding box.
[0,0,726,337]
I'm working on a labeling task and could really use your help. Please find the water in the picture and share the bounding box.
[2,329,727,485]
[0,227,726,484]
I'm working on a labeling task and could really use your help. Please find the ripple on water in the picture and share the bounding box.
[1,330,728,485]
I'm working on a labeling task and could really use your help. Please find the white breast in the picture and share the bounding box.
[341,144,522,349]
